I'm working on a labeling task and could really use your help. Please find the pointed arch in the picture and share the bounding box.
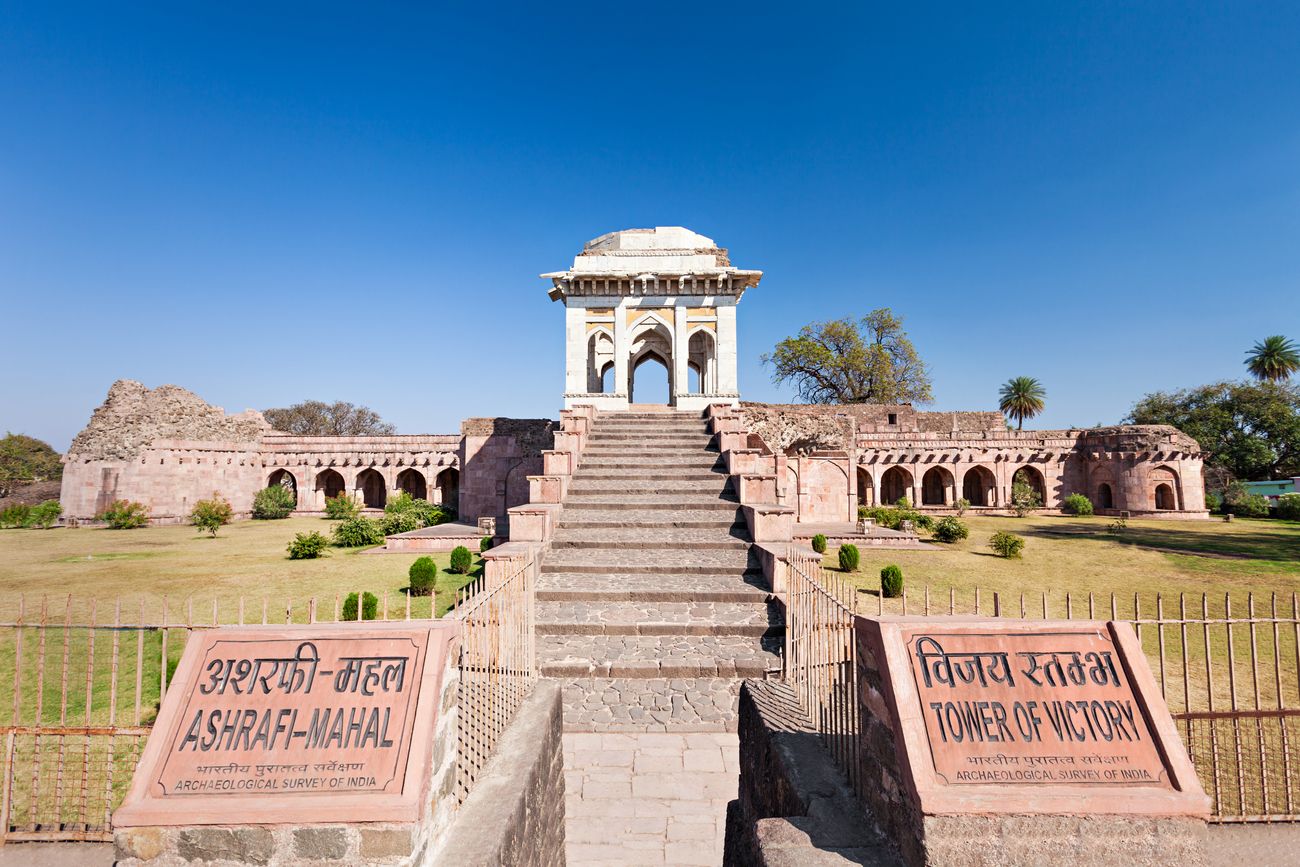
[881,466,913,505]
[396,468,427,500]
[921,466,953,506]
[962,466,997,507]
[356,468,386,509]
[267,469,298,507]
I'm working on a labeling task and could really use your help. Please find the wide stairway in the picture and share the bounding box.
[537,411,782,865]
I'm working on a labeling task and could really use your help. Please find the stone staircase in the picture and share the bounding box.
[537,411,781,724]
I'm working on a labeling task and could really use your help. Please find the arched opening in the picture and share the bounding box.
[600,363,614,394]
[1155,483,1175,510]
[1096,482,1114,510]
[396,468,427,500]
[857,467,874,507]
[586,330,614,393]
[921,467,952,506]
[435,467,459,511]
[315,469,346,501]
[962,466,997,507]
[687,329,716,395]
[267,469,298,507]
[1013,466,1046,506]
[630,353,670,405]
[881,466,913,506]
[356,468,386,509]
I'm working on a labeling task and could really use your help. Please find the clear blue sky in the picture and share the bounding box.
[3,2,1298,450]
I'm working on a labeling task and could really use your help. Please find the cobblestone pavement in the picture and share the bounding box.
[564,732,739,866]
[560,678,741,732]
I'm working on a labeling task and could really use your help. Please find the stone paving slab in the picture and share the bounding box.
[537,572,770,603]
[560,677,742,732]
[537,601,781,636]
[539,635,781,678]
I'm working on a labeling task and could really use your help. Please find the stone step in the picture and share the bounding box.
[552,526,748,545]
[577,457,725,470]
[556,511,744,530]
[540,549,756,575]
[580,448,719,458]
[538,635,782,678]
[566,482,730,496]
[591,427,705,436]
[552,538,748,552]
[587,430,708,439]
[537,572,770,603]
[562,498,741,512]
[558,677,741,732]
[536,601,782,637]
[572,471,724,482]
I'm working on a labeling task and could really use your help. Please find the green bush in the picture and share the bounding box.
[861,504,932,533]
[380,510,422,536]
[912,513,935,533]
[190,494,234,537]
[1062,493,1094,516]
[1223,482,1270,518]
[954,497,970,517]
[932,516,968,543]
[480,536,493,553]
[449,545,473,575]
[1277,492,1300,521]
[838,543,860,573]
[324,494,360,520]
[384,492,453,529]
[28,500,62,529]
[880,564,903,598]
[287,531,329,559]
[409,556,437,596]
[342,591,378,621]
[0,503,33,528]
[894,496,911,510]
[332,516,386,547]
[1010,480,1042,517]
[98,500,149,529]
[811,533,827,554]
[1205,491,1224,514]
[989,530,1025,559]
[252,485,296,519]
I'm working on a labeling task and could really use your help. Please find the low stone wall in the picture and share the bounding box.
[723,680,899,866]
[432,680,565,866]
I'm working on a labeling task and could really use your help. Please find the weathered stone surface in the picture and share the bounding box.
[175,827,275,865]
[114,826,168,861]
[358,827,413,859]
[293,826,349,860]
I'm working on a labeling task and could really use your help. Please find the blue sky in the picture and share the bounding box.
[2,2,1298,450]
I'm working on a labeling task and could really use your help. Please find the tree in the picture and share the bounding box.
[263,401,396,436]
[762,310,932,404]
[998,377,1047,430]
[0,433,62,497]
[1245,335,1300,383]
[1127,381,1300,481]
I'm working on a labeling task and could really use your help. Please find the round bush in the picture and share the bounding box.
[480,535,493,553]
[409,556,437,596]
[324,495,360,520]
[287,531,329,560]
[1277,493,1300,521]
[954,497,970,516]
[811,534,827,554]
[342,591,378,621]
[97,500,149,529]
[332,516,386,548]
[189,495,234,537]
[27,500,62,529]
[838,543,860,573]
[932,516,969,543]
[0,503,33,529]
[449,545,474,575]
[1062,493,1094,516]
[989,531,1025,559]
[880,564,903,598]
[380,511,422,536]
[1229,494,1270,518]
[252,485,296,519]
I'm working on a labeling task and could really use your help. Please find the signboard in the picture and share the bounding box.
[114,622,458,827]
[857,617,1209,817]
[903,626,1168,786]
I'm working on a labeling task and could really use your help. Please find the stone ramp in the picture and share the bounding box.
[538,411,778,865]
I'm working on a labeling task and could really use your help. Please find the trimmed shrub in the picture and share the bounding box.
[190,494,234,537]
[287,531,329,560]
[380,510,422,536]
[449,545,473,575]
[954,497,970,517]
[989,530,1025,559]
[0,503,33,529]
[811,533,827,554]
[838,543,860,573]
[1062,493,1094,516]
[28,500,62,529]
[409,556,437,596]
[98,500,149,529]
[480,536,493,553]
[332,516,386,548]
[252,485,296,519]
[932,516,968,543]
[1277,492,1300,521]
[342,591,378,622]
[880,564,903,598]
[324,494,360,520]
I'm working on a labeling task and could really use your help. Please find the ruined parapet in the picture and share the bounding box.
[458,417,557,529]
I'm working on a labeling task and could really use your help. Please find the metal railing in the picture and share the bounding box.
[782,568,1300,823]
[453,555,537,803]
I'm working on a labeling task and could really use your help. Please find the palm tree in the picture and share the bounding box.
[1245,335,1300,383]
[999,376,1047,430]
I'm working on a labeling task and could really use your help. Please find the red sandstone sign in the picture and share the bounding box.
[858,617,1210,816]
[114,622,458,826]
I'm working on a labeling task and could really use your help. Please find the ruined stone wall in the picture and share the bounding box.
[458,419,556,529]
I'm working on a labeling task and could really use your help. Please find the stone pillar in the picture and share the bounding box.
[613,301,629,398]
[716,302,739,396]
[673,300,689,406]
[565,304,586,396]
